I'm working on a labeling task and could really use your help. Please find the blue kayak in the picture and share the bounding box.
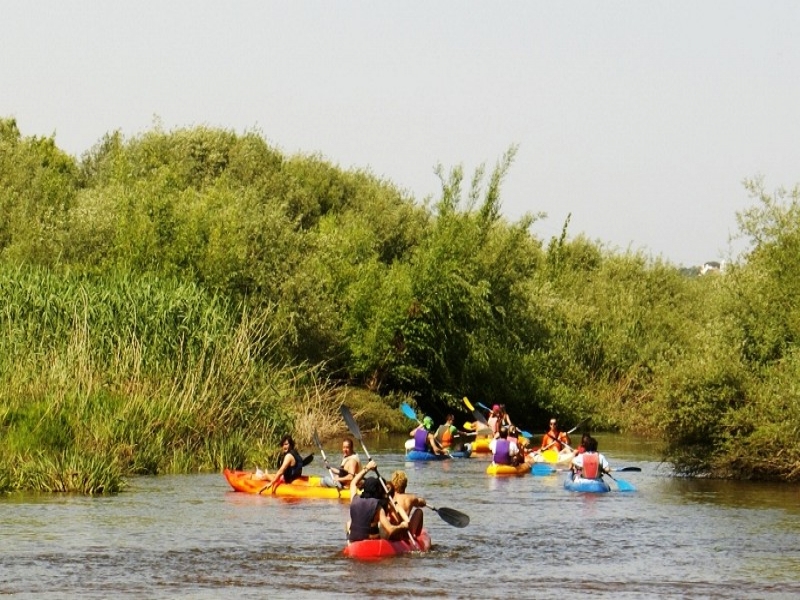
[563,474,611,493]
[405,449,452,461]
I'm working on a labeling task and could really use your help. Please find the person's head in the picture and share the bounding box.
[361,476,386,500]
[342,438,354,455]
[549,418,558,430]
[585,436,599,453]
[492,404,501,415]
[423,416,434,431]
[445,413,454,424]
[499,426,509,439]
[279,434,295,451]
[391,470,408,494]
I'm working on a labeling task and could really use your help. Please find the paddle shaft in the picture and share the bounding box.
[312,431,343,496]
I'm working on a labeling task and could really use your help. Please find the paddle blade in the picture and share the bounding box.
[541,448,559,463]
[610,476,636,492]
[531,463,556,476]
[312,430,322,449]
[340,405,362,440]
[615,466,642,472]
[400,403,419,422]
[472,410,489,426]
[463,396,475,412]
[408,508,424,536]
[432,506,470,528]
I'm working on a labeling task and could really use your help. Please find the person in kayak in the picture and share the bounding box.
[570,436,610,480]
[410,416,445,455]
[322,437,361,488]
[252,435,303,487]
[489,426,520,465]
[384,470,427,539]
[541,418,571,452]
[435,414,469,452]
[347,460,408,543]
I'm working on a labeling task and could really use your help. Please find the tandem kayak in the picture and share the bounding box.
[223,469,351,499]
[486,462,532,476]
[343,529,432,560]
[563,474,611,494]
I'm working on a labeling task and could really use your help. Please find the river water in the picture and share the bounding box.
[1,434,799,599]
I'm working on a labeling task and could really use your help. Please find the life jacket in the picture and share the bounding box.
[493,438,511,465]
[348,496,381,542]
[581,453,600,479]
[439,426,454,448]
[542,431,568,451]
[276,449,304,483]
[413,427,429,452]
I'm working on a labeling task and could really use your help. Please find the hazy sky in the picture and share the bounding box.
[3,2,799,266]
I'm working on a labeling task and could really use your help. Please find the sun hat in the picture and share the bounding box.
[422,416,434,430]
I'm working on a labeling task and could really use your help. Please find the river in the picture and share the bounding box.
[1,434,799,599]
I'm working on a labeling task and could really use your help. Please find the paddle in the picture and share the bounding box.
[532,464,641,476]
[312,431,343,495]
[427,505,470,528]
[257,453,314,495]
[340,405,470,531]
[400,402,422,424]
[604,471,637,492]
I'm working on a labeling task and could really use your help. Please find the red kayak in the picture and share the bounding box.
[342,529,432,560]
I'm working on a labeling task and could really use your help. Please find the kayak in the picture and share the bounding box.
[448,445,472,458]
[343,529,432,560]
[470,437,492,454]
[563,474,611,494]
[405,449,452,461]
[223,469,351,500]
[404,439,469,459]
[486,462,532,476]
[527,448,574,465]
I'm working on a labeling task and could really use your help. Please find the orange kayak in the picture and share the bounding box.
[223,469,351,500]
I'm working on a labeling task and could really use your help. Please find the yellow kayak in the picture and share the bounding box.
[486,462,532,476]
[223,469,351,500]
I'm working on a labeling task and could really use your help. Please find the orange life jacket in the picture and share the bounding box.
[581,453,600,479]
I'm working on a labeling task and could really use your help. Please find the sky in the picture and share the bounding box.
[3,2,799,267]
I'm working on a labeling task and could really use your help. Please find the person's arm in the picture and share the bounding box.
[336,456,358,485]
[378,506,408,537]
[349,459,376,497]
[270,453,295,486]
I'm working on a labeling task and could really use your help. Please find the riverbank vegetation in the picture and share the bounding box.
[1,117,799,491]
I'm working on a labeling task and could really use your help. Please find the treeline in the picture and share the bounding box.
[1,117,799,489]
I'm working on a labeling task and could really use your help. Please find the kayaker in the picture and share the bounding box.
[252,434,304,487]
[487,404,502,437]
[384,470,427,539]
[322,437,361,488]
[489,426,519,465]
[434,414,461,451]
[347,460,408,543]
[541,418,571,452]
[410,416,445,455]
[570,436,610,480]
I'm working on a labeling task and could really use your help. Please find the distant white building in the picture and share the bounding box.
[700,261,724,275]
